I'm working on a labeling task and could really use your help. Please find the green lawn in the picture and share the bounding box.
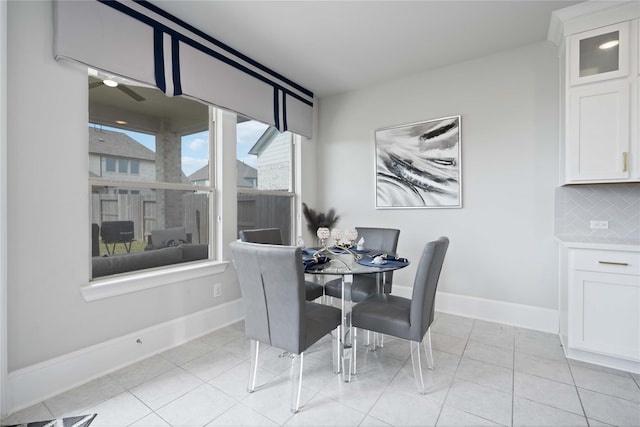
[98,240,147,256]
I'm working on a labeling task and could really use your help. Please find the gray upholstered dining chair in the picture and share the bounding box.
[239,228,283,245]
[230,241,342,413]
[239,228,324,301]
[324,227,401,302]
[351,236,449,394]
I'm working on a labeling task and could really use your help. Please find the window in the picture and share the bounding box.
[105,157,116,173]
[89,72,212,279]
[103,157,141,175]
[236,118,294,244]
[118,158,128,174]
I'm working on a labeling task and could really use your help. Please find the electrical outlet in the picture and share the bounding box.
[590,220,609,230]
[213,283,222,298]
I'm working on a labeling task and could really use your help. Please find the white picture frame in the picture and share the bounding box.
[375,115,462,209]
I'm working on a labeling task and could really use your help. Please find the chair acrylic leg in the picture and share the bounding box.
[290,353,304,413]
[247,340,259,393]
[332,326,340,374]
[424,328,435,370]
[410,340,426,394]
[368,332,384,351]
[353,327,358,375]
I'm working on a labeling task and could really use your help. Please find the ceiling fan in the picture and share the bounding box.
[89,79,146,102]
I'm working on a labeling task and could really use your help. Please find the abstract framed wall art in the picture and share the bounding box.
[375,115,462,209]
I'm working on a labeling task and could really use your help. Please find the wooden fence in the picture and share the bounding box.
[91,193,209,244]
[237,192,293,243]
[91,192,292,245]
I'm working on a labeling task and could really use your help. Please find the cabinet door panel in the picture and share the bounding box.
[570,271,640,360]
[569,22,630,85]
[567,81,630,181]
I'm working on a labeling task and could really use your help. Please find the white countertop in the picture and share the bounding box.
[555,235,640,251]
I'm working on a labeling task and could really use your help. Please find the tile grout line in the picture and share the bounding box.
[568,363,640,404]
[433,320,474,426]
[567,359,592,427]
[126,389,169,427]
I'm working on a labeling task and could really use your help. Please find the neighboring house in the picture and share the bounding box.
[249,127,290,191]
[236,160,258,188]
[187,163,209,186]
[188,160,257,188]
[88,126,155,185]
[90,126,193,192]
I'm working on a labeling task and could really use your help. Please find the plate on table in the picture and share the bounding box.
[329,246,350,254]
[357,257,409,268]
[351,247,370,254]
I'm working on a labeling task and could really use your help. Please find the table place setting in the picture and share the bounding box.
[300,227,410,274]
[357,253,410,268]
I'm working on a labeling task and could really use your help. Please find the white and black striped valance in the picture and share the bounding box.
[53,0,314,137]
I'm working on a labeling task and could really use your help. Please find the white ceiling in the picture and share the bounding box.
[148,0,582,98]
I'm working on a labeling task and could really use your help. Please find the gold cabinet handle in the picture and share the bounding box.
[623,152,628,172]
[599,261,629,266]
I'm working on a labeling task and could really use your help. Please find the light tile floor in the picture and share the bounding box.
[3,312,640,426]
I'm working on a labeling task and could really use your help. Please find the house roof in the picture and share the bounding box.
[89,127,155,161]
[237,161,257,188]
[249,127,279,156]
[188,164,209,182]
[188,161,257,188]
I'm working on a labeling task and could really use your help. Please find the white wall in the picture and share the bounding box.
[6,1,241,373]
[1,0,8,418]
[318,42,560,312]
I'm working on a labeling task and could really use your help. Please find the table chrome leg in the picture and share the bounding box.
[341,274,353,382]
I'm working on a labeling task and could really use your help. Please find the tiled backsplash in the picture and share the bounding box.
[555,184,640,240]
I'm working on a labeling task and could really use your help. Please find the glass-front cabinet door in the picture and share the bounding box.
[569,21,630,85]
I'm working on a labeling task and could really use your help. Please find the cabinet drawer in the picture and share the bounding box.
[570,249,640,275]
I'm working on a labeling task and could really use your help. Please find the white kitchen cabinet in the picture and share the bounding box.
[566,80,630,181]
[554,3,639,184]
[569,248,640,361]
[569,21,630,86]
[558,240,640,373]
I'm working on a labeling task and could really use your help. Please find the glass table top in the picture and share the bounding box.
[302,246,409,275]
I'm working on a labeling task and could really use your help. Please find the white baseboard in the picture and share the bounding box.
[560,327,640,374]
[565,347,640,375]
[8,299,244,414]
[394,287,559,333]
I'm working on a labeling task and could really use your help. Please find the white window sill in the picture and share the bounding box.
[81,260,229,302]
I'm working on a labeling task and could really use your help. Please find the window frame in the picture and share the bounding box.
[236,124,297,244]
[85,100,224,298]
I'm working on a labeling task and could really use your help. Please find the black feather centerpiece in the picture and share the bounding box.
[302,203,340,234]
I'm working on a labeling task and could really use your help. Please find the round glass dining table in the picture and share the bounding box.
[302,247,410,381]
